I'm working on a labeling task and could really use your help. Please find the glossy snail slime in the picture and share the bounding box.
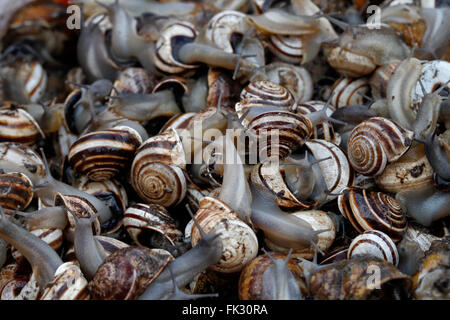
[0,0,448,301]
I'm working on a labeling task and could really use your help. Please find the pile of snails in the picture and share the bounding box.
[0,0,448,300]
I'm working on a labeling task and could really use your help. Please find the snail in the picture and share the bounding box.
[327,77,370,109]
[0,205,63,292]
[0,106,45,145]
[0,172,33,212]
[138,210,223,300]
[346,117,414,176]
[395,184,450,227]
[338,187,407,242]
[68,125,142,181]
[238,249,307,300]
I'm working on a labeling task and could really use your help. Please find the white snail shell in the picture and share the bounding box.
[190,197,259,273]
[0,107,44,145]
[329,77,370,108]
[348,230,399,266]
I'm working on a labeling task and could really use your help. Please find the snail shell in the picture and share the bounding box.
[374,142,434,193]
[325,46,377,78]
[238,252,308,300]
[123,203,184,249]
[267,35,305,65]
[348,230,400,266]
[112,67,154,95]
[294,101,341,145]
[0,267,39,300]
[89,247,173,300]
[262,62,313,104]
[328,77,370,109]
[3,60,48,104]
[39,262,90,300]
[160,112,196,133]
[131,129,187,207]
[54,193,101,241]
[264,210,336,260]
[308,255,412,300]
[251,159,316,211]
[68,126,142,181]
[338,187,407,242]
[236,81,312,159]
[0,172,33,212]
[154,22,199,75]
[190,197,259,273]
[204,10,249,53]
[0,142,45,184]
[305,139,353,201]
[413,240,450,300]
[369,63,399,100]
[0,107,44,145]
[347,117,414,176]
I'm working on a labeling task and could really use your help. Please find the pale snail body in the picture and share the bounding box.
[68,126,142,181]
[338,187,407,242]
[238,251,307,300]
[328,77,370,109]
[347,117,414,176]
[0,107,45,145]
[348,230,400,266]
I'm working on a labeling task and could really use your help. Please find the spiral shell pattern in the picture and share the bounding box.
[0,172,33,212]
[338,187,407,242]
[238,80,295,115]
[40,262,90,300]
[347,117,414,176]
[68,126,142,181]
[267,35,304,64]
[0,108,44,145]
[154,22,199,74]
[12,228,63,262]
[329,77,370,108]
[12,61,48,104]
[0,142,45,183]
[131,162,187,208]
[89,247,173,300]
[348,230,399,266]
[124,203,184,247]
[190,197,258,273]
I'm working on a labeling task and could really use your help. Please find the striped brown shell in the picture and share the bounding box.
[347,117,414,176]
[348,230,399,266]
[39,262,90,300]
[238,252,307,300]
[159,112,196,133]
[0,172,33,212]
[154,22,199,75]
[338,187,407,242]
[190,197,259,273]
[112,67,154,95]
[328,77,370,108]
[238,80,295,112]
[0,107,44,145]
[294,101,340,145]
[325,46,377,78]
[267,35,305,64]
[308,255,412,300]
[123,203,184,248]
[68,126,142,181]
[89,247,173,300]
